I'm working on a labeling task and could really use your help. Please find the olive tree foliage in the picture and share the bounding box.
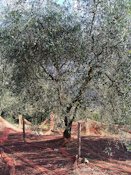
[0,0,84,119]
[0,54,18,113]
[0,0,130,126]
[78,0,131,125]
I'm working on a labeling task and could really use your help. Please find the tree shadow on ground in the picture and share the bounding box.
[68,136,130,161]
[1,133,131,175]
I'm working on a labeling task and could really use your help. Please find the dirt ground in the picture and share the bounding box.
[0,118,131,175]
[0,130,131,175]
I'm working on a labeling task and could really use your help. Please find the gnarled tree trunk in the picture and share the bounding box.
[63,104,78,139]
[63,116,75,139]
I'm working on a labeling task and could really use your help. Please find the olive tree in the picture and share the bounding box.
[0,0,130,138]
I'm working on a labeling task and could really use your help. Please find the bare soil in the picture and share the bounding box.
[0,117,131,175]
[0,131,131,175]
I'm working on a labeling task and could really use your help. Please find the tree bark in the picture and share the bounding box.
[63,116,73,139]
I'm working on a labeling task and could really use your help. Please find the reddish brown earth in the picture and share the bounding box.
[0,117,131,175]
[0,130,131,175]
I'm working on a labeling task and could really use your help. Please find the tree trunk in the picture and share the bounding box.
[63,116,74,139]
[63,105,78,139]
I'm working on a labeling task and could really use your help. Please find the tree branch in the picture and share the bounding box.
[66,65,94,113]
[105,73,123,95]
[89,0,100,35]
[40,64,55,81]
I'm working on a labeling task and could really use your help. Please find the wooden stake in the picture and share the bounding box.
[22,116,26,143]
[18,114,23,129]
[78,122,81,159]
